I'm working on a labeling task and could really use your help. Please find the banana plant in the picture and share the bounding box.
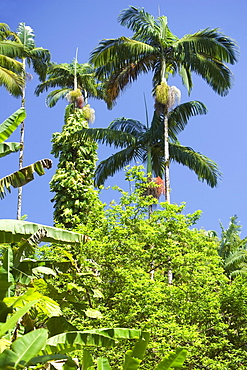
[0,108,52,200]
[0,300,142,370]
[0,108,25,158]
[0,219,89,291]
[83,332,187,370]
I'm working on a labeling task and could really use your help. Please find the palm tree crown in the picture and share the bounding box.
[74,100,221,188]
[90,6,238,104]
[0,23,25,97]
[35,61,104,108]
[16,22,51,83]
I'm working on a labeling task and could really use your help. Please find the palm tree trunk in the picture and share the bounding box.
[17,59,26,220]
[74,48,78,90]
[164,114,170,203]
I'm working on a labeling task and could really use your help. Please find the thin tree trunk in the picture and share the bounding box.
[74,48,78,90]
[164,114,170,203]
[17,59,26,220]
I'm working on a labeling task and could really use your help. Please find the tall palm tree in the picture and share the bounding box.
[74,100,221,189]
[90,6,238,202]
[35,58,103,108]
[15,23,51,219]
[0,23,25,97]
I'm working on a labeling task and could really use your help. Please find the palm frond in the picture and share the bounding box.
[229,267,247,278]
[74,127,136,149]
[36,62,99,102]
[0,159,52,199]
[168,101,207,135]
[16,22,35,49]
[177,28,238,65]
[35,76,73,95]
[150,145,165,177]
[46,88,71,108]
[0,66,24,96]
[185,54,233,96]
[95,146,144,187]
[0,23,12,40]
[91,37,154,74]
[179,66,193,94]
[169,143,221,187]
[0,40,25,59]
[109,117,146,135]
[27,48,51,81]
[118,6,162,45]
[225,250,247,270]
[0,54,23,73]
[104,54,154,104]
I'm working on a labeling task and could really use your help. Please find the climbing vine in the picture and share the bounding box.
[50,105,103,229]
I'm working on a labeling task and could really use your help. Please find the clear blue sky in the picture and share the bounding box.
[0,0,246,236]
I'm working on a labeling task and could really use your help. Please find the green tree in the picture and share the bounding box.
[76,101,221,189]
[90,6,238,202]
[72,166,247,369]
[0,23,25,97]
[15,23,51,220]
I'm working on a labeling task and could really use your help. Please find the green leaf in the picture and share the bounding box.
[0,108,26,143]
[154,348,187,370]
[0,159,53,199]
[42,328,142,355]
[11,328,48,367]
[97,357,112,370]
[2,247,14,298]
[85,308,103,319]
[0,267,12,300]
[5,289,62,318]
[123,332,150,370]
[46,316,77,337]
[0,348,18,368]
[0,300,12,323]
[82,349,94,370]
[123,351,142,370]
[0,299,39,338]
[29,354,69,366]
[0,142,20,158]
[0,219,89,245]
[32,266,57,277]
[63,358,79,369]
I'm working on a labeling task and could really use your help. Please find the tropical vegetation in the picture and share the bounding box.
[0,9,244,370]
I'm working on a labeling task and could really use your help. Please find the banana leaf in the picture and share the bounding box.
[42,328,142,355]
[0,108,26,143]
[0,219,89,245]
[0,158,52,199]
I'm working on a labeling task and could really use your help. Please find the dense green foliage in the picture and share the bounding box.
[58,167,245,370]
[0,10,243,370]
[50,105,103,229]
